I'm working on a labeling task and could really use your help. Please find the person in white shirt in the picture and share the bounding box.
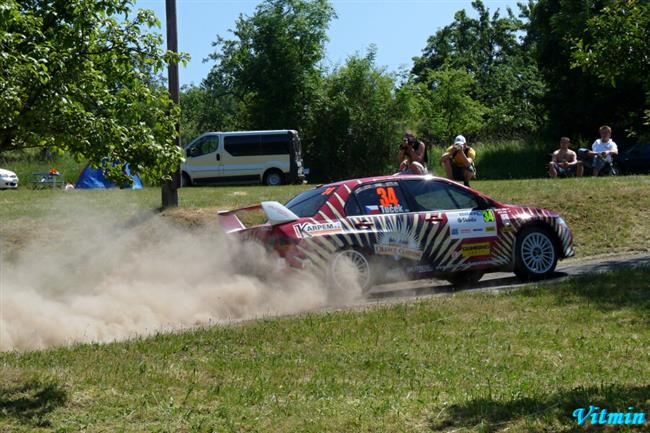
[588,125,618,176]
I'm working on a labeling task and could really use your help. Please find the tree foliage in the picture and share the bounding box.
[204,0,335,131]
[0,0,187,179]
[305,49,410,181]
[412,0,546,137]
[408,66,487,145]
[572,0,650,138]
[524,0,646,141]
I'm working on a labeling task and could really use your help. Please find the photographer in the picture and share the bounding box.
[440,135,476,187]
[398,132,427,175]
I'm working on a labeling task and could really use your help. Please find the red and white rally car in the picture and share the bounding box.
[219,174,574,292]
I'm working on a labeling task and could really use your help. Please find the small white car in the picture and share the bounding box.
[0,168,19,189]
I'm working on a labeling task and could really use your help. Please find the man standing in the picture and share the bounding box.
[549,137,583,177]
[589,125,618,176]
[441,135,476,187]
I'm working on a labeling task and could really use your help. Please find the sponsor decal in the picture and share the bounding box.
[448,210,498,239]
[293,221,344,238]
[374,224,423,261]
[408,264,434,273]
[461,242,491,258]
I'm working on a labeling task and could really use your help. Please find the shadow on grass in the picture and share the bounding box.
[0,379,67,427]
[520,265,650,319]
[430,384,650,432]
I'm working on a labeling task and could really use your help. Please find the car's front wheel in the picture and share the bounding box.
[514,226,558,280]
[328,248,374,295]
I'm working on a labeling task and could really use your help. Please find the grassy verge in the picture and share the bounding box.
[1,267,649,432]
[2,176,649,258]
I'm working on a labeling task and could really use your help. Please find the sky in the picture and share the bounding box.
[136,0,523,87]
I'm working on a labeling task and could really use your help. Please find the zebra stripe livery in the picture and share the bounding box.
[229,175,574,285]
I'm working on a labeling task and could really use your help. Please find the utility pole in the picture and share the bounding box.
[162,0,180,208]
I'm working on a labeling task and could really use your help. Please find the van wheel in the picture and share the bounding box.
[181,172,192,187]
[263,169,284,186]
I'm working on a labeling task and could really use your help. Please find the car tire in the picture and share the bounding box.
[328,248,375,296]
[263,169,284,186]
[181,172,192,187]
[513,226,558,281]
[446,271,484,288]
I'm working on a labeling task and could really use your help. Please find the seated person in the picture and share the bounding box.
[549,136,583,177]
[441,135,476,187]
[588,125,618,176]
[398,132,427,175]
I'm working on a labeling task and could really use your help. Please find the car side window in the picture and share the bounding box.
[344,194,362,216]
[354,182,410,215]
[402,180,480,211]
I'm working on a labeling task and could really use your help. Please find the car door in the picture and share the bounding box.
[400,179,500,272]
[183,134,222,181]
[346,181,427,269]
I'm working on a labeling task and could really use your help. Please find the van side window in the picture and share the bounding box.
[260,134,290,155]
[188,136,219,157]
[224,135,261,157]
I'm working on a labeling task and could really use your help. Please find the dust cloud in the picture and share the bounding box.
[0,199,361,352]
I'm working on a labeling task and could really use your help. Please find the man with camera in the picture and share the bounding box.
[398,132,427,175]
[440,135,476,187]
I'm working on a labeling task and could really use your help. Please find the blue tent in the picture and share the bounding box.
[76,162,143,189]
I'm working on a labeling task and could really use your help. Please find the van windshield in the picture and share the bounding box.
[286,187,331,217]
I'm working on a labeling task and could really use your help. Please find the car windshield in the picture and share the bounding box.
[285,186,331,217]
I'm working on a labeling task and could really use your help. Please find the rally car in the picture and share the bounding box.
[219,174,574,292]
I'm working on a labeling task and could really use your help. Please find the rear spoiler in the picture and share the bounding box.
[217,201,299,233]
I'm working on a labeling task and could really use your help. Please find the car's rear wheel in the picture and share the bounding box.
[263,169,284,186]
[514,226,558,280]
[328,248,374,295]
[446,271,484,288]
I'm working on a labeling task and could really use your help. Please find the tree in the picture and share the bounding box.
[572,0,650,139]
[412,0,545,137]
[305,48,410,181]
[409,65,488,145]
[0,0,187,179]
[204,0,335,131]
[524,0,646,141]
[179,84,238,145]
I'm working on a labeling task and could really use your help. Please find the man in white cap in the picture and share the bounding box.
[440,135,476,187]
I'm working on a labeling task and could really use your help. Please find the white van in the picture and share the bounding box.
[181,130,306,186]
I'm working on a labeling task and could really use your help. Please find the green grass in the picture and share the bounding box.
[1,268,649,432]
[0,154,85,185]
[2,176,649,259]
